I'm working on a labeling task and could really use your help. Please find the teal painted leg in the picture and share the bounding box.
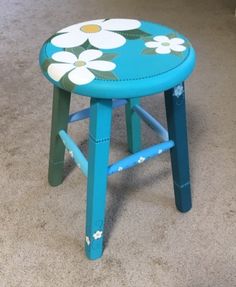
[125,98,141,153]
[48,86,71,186]
[164,83,192,212]
[85,98,112,260]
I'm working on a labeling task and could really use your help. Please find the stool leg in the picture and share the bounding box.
[125,98,142,153]
[48,86,71,186]
[85,98,112,260]
[164,83,192,212]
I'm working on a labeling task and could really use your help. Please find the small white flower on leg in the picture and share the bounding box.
[173,84,184,98]
[138,156,145,164]
[93,230,103,240]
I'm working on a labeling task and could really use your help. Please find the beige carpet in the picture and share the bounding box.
[0,0,235,286]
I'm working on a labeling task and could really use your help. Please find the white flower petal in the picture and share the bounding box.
[48,63,74,81]
[68,67,95,85]
[58,19,105,33]
[89,30,126,49]
[102,18,141,31]
[171,44,186,52]
[153,35,170,42]
[85,236,90,246]
[155,46,171,54]
[79,49,103,62]
[87,60,116,71]
[145,41,159,48]
[51,31,87,48]
[170,37,185,45]
[52,51,77,64]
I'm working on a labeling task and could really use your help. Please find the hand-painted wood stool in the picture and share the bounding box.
[39,18,196,260]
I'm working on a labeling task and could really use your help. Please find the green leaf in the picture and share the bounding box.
[98,53,117,61]
[167,33,177,39]
[171,51,184,57]
[60,71,76,91]
[90,69,118,80]
[81,40,97,50]
[41,59,56,72]
[116,29,151,40]
[65,46,85,57]
[142,48,157,55]
[142,36,155,42]
[184,41,191,47]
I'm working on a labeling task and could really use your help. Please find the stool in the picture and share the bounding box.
[39,18,196,260]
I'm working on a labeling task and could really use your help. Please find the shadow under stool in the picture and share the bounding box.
[39,18,196,260]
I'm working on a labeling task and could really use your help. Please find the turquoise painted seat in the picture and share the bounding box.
[39,18,196,260]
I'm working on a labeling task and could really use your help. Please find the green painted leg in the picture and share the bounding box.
[85,98,112,260]
[48,86,71,186]
[164,83,192,212]
[125,98,142,153]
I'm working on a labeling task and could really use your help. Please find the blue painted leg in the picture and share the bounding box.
[48,86,71,186]
[125,98,142,153]
[85,98,112,260]
[164,83,192,212]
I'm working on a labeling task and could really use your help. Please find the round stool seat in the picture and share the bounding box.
[39,18,195,98]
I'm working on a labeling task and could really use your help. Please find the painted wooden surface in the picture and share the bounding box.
[85,98,113,260]
[59,130,88,177]
[69,99,127,123]
[108,140,174,176]
[165,83,192,212]
[133,104,169,141]
[125,98,142,153]
[48,86,71,186]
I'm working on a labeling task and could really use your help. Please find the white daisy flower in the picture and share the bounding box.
[173,84,184,97]
[85,236,90,246]
[47,49,116,85]
[93,230,103,240]
[51,19,141,49]
[93,230,102,240]
[138,156,145,164]
[145,35,186,54]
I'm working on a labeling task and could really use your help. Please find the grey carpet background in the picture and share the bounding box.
[0,0,235,286]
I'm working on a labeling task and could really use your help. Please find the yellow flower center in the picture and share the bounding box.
[74,60,86,67]
[80,24,101,33]
[162,42,170,46]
